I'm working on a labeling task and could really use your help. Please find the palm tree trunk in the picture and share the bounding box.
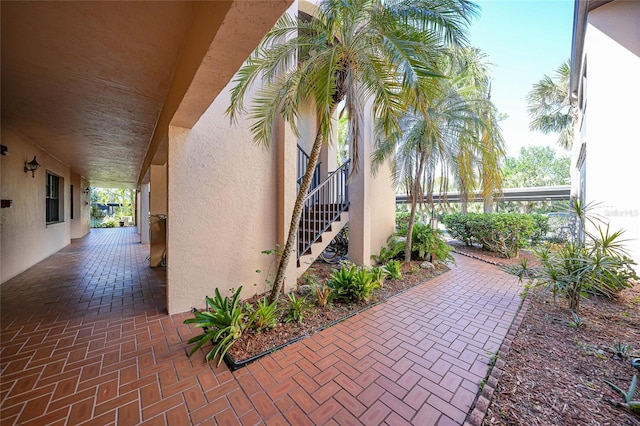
[404,150,427,263]
[268,123,328,304]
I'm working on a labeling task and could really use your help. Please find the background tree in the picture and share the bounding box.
[374,47,503,262]
[527,59,574,150]
[500,145,570,213]
[228,0,479,303]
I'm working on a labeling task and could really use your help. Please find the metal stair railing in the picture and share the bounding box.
[298,160,350,259]
[297,144,321,193]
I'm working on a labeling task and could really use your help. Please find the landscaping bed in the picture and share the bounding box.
[451,242,640,425]
[225,260,448,368]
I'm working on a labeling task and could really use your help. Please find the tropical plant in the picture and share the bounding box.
[383,259,403,281]
[527,59,575,150]
[249,296,280,332]
[370,267,386,288]
[285,293,310,323]
[327,264,380,303]
[371,236,405,264]
[315,285,334,308]
[566,312,585,329]
[605,375,640,414]
[526,200,638,312]
[609,342,632,359]
[227,0,479,304]
[373,47,504,261]
[184,287,249,366]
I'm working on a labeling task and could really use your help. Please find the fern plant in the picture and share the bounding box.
[184,287,248,366]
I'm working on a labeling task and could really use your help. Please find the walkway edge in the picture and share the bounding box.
[464,295,532,426]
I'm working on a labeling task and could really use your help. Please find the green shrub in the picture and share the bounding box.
[530,214,549,244]
[327,264,380,303]
[285,293,309,323]
[383,259,402,280]
[409,223,453,263]
[514,222,638,312]
[248,296,279,332]
[372,224,453,264]
[184,287,248,366]
[101,216,119,228]
[371,236,404,264]
[395,210,411,230]
[441,213,474,246]
[442,213,539,258]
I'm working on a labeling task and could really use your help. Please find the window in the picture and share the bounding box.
[46,172,63,223]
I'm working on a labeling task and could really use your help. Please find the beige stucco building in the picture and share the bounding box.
[570,0,640,268]
[1,1,395,314]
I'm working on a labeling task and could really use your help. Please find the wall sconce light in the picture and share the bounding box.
[24,156,40,178]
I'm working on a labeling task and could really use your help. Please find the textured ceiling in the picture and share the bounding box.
[1,1,197,188]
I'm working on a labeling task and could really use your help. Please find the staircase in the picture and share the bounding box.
[296,148,350,277]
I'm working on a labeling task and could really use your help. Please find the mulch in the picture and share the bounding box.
[448,244,640,426]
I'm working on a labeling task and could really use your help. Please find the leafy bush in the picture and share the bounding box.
[442,213,539,258]
[369,266,386,288]
[395,210,411,230]
[101,216,119,228]
[441,213,474,246]
[383,259,402,280]
[406,223,453,263]
[530,214,549,244]
[248,296,279,332]
[285,293,309,323]
[372,224,453,264]
[509,203,638,312]
[184,287,248,366]
[327,264,380,303]
[370,236,405,264]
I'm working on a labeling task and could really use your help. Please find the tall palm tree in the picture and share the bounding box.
[527,59,574,150]
[448,48,504,213]
[227,0,478,303]
[374,47,503,262]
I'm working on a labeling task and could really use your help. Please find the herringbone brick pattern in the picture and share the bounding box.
[1,227,522,425]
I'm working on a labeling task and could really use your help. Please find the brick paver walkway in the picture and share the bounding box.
[1,228,523,425]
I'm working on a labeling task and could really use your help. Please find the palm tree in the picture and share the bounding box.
[373,47,503,262]
[227,0,478,303]
[527,59,574,150]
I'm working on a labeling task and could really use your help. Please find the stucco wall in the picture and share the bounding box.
[348,99,397,266]
[70,172,90,239]
[1,125,71,282]
[581,1,640,266]
[167,84,280,315]
[149,164,167,267]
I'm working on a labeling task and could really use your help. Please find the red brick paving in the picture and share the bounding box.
[1,227,522,425]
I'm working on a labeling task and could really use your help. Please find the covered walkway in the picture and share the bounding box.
[1,228,523,425]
